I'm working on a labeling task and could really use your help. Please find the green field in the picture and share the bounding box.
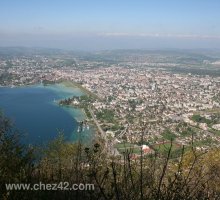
[115,143,135,149]
[115,143,142,154]
[151,142,182,153]
[162,130,177,140]
[191,114,212,125]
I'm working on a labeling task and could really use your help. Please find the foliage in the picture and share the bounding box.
[0,113,34,199]
[1,114,220,199]
[192,114,212,125]
[96,109,115,123]
[162,129,177,140]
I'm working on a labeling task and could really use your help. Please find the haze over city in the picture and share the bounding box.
[1,0,220,50]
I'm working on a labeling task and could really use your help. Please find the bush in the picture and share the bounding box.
[1,113,220,199]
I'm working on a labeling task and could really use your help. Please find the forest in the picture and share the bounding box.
[1,113,220,200]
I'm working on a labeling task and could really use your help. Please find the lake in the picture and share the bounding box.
[0,83,94,145]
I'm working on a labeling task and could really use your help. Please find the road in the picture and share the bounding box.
[116,124,129,139]
[88,106,119,156]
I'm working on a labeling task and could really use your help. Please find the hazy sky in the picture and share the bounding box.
[1,0,220,50]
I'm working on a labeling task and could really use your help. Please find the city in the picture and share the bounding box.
[1,49,220,157]
[1,0,220,198]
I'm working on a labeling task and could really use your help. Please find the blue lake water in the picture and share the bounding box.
[0,83,94,145]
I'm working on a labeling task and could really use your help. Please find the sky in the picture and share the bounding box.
[0,0,220,50]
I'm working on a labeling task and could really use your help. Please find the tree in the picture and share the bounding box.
[0,113,34,199]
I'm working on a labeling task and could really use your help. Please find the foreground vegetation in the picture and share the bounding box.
[1,113,220,200]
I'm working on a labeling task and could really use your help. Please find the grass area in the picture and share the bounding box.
[162,130,177,140]
[115,143,142,154]
[209,128,220,136]
[152,142,181,151]
[191,114,212,125]
[151,142,182,154]
[193,138,217,146]
[83,107,92,119]
[179,126,196,137]
[117,147,141,154]
[96,109,115,123]
[115,143,135,149]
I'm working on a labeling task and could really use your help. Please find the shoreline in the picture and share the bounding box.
[57,81,100,142]
[1,83,96,145]
[0,81,91,121]
[51,81,97,142]
[0,82,95,143]
[61,80,100,100]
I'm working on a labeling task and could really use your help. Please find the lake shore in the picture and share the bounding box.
[0,82,95,144]
[49,81,96,143]
[61,80,100,99]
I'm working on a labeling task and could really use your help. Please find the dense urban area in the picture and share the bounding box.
[1,47,220,157]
